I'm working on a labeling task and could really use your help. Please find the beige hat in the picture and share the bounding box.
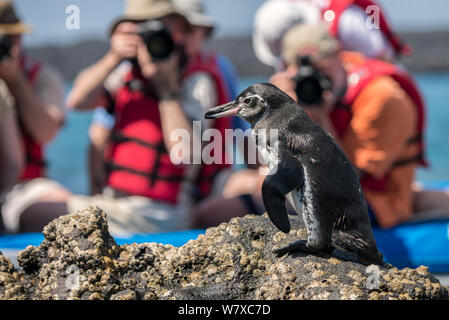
[0,1,32,35]
[110,0,190,35]
[172,0,215,36]
[281,23,339,66]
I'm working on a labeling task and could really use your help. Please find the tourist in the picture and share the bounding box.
[0,1,70,233]
[270,23,449,228]
[64,0,233,235]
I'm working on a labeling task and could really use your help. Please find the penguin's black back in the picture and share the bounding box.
[254,85,374,239]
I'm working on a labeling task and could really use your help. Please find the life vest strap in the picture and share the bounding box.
[26,154,47,168]
[105,162,185,182]
[407,134,422,145]
[392,153,424,169]
[111,131,165,152]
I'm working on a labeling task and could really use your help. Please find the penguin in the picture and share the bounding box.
[205,83,383,265]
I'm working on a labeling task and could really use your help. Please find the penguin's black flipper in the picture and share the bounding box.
[262,151,304,233]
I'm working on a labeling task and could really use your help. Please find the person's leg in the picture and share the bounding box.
[221,168,265,199]
[2,179,71,234]
[88,122,111,195]
[19,201,68,233]
[18,185,71,233]
[191,194,264,229]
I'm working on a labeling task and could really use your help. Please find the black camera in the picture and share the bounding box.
[0,35,12,62]
[292,56,332,106]
[137,20,175,61]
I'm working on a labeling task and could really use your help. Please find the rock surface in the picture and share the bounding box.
[0,207,448,300]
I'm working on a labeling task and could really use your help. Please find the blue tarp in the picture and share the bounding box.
[0,229,205,250]
[373,219,449,273]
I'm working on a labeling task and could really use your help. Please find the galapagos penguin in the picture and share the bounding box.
[205,83,383,265]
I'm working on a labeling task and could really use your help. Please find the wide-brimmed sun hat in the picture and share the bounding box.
[281,23,339,66]
[172,0,215,36]
[0,1,32,35]
[110,0,190,35]
[252,0,320,68]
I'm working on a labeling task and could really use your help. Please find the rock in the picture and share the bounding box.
[0,206,448,300]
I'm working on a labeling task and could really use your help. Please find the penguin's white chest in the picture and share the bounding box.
[252,130,280,172]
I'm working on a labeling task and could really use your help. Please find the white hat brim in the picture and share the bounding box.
[252,26,278,67]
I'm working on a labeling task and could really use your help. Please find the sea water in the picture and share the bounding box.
[46,73,449,195]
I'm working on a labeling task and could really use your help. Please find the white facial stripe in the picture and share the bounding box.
[244,94,265,102]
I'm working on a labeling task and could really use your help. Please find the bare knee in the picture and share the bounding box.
[19,202,68,233]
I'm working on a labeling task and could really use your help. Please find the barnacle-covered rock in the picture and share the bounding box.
[0,206,448,300]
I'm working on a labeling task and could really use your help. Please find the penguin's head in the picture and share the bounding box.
[205,83,293,126]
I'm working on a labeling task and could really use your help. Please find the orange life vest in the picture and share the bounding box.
[105,52,231,204]
[322,0,412,57]
[330,54,427,191]
[19,56,46,181]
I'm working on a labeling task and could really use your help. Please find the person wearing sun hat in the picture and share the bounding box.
[59,0,234,236]
[0,0,31,35]
[0,1,70,234]
[269,23,449,228]
[172,0,239,100]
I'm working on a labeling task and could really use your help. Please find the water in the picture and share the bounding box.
[46,73,449,194]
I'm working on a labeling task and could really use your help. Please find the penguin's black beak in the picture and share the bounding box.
[205,101,241,119]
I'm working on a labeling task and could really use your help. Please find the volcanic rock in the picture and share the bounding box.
[0,206,447,300]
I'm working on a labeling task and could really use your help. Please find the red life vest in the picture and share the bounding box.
[330,54,427,191]
[105,52,231,204]
[18,56,46,181]
[321,0,412,57]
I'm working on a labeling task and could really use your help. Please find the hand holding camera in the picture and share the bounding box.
[0,35,12,62]
[109,22,141,61]
[292,56,332,107]
[0,36,22,86]
[110,20,181,99]
[136,38,180,99]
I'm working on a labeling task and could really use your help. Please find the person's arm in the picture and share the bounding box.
[136,43,195,162]
[88,122,111,195]
[66,52,121,111]
[0,48,64,145]
[66,22,141,111]
[0,108,24,197]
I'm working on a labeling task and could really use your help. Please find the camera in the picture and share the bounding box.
[292,56,332,106]
[0,35,12,62]
[137,20,175,61]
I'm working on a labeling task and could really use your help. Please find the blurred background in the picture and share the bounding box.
[12,0,449,195]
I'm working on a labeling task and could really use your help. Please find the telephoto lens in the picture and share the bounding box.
[292,56,332,106]
[137,20,175,61]
[0,35,12,61]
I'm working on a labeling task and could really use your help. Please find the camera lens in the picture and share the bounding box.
[145,31,175,60]
[296,77,324,105]
[0,36,12,61]
[138,20,175,61]
[293,59,332,106]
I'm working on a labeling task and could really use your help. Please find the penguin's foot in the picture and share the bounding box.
[273,240,327,257]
